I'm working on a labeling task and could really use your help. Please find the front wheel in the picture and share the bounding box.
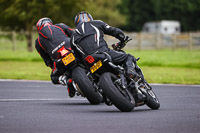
[72,67,103,105]
[143,82,160,109]
[99,72,135,112]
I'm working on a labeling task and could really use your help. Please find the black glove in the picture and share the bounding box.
[122,36,131,44]
[112,36,132,51]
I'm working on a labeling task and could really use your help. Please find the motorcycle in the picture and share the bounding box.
[56,45,102,104]
[83,36,160,111]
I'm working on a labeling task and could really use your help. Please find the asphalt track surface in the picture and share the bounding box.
[0,79,200,133]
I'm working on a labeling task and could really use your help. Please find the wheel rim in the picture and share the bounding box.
[147,90,159,103]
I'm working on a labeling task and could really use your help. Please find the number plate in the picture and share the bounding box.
[62,53,75,66]
[90,60,102,73]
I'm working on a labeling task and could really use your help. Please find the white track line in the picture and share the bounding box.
[150,83,200,87]
[0,98,87,102]
[0,79,50,83]
[0,79,199,87]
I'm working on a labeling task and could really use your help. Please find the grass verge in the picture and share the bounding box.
[126,49,200,68]
[0,61,51,81]
[0,49,200,84]
[141,66,200,84]
[0,61,199,85]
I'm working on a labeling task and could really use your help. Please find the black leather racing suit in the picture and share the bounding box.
[35,23,74,84]
[71,20,136,74]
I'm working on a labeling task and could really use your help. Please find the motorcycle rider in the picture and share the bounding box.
[71,11,139,79]
[35,17,75,97]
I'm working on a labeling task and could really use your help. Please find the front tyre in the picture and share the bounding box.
[72,67,103,105]
[99,72,135,112]
[143,82,160,109]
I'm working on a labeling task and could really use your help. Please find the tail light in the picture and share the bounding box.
[85,55,95,63]
[68,79,72,83]
[57,46,70,56]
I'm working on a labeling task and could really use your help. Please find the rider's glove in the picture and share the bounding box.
[112,36,132,51]
[122,36,130,44]
[58,75,68,86]
[118,36,130,49]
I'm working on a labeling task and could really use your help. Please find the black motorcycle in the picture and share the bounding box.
[82,36,160,111]
[56,46,102,104]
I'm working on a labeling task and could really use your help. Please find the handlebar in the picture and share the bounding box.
[112,36,132,51]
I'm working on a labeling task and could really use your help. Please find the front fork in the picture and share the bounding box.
[108,61,145,94]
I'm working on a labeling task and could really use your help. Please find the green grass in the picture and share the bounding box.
[141,66,200,84]
[1,49,199,68]
[0,61,51,81]
[0,49,200,84]
[126,49,200,68]
[0,50,42,62]
[0,61,199,84]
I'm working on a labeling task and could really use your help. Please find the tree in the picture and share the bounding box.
[155,0,200,31]
[84,0,126,27]
[0,0,85,51]
[118,0,155,31]
[119,0,200,32]
[0,0,126,51]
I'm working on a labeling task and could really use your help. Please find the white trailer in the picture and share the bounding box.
[142,20,181,34]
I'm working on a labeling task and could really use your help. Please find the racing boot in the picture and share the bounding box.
[67,79,76,98]
[126,67,138,79]
[125,61,139,80]
[124,55,139,79]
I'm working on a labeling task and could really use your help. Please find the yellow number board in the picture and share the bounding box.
[90,60,102,73]
[62,53,75,66]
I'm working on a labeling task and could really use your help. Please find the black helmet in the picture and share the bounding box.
[36,17,53,32]
[74,11,93,26]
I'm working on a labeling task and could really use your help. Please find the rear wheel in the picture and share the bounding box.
[99,72,135,112]
[72,67,103,105]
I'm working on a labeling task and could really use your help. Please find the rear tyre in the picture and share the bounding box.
[72,67,102,105]
[99,72,135,112]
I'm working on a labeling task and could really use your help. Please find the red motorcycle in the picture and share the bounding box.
[56,46,103,104]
